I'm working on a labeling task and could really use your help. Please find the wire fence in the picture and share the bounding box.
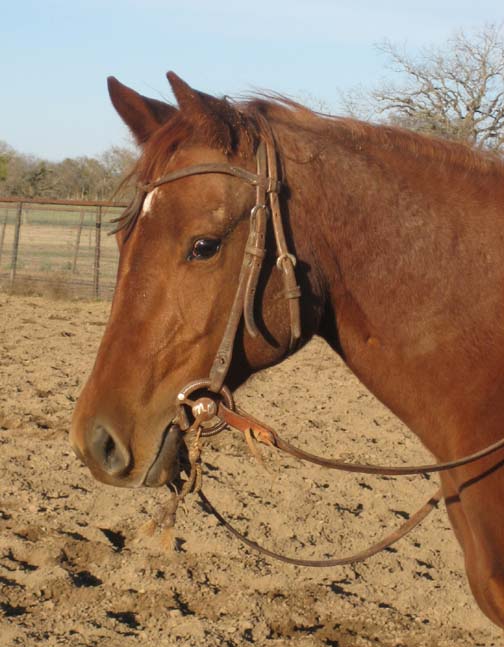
[0,197,128,300]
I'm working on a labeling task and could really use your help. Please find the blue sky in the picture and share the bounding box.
[1,0,502,160]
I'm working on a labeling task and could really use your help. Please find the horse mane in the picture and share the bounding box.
[133,93,503,183]
[114,93,503,236]
[244,95,504,177]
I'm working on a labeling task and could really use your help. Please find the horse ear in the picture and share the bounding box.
[166,71,235,150]
[107,76,177,144]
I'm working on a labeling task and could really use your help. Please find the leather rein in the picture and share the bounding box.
[126,139,504,567]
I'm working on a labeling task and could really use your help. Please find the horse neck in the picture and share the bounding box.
[275,115,504,353]
[275,116,504,455]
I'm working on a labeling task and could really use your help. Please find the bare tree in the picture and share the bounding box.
[342,24,504,152]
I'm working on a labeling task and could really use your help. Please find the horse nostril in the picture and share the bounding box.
[89,424,131,476]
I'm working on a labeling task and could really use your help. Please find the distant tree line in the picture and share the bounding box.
[0,142,136,201]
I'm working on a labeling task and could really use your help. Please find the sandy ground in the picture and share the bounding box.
[0,293,502,647]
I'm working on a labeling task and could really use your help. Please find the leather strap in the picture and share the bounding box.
[194,403,502,566]
[142,163,267,192]
[217,403,504,476]
[243,144,268,338]
[208,234,255,391]
[199,488,442,567]
[265,142,301,349]
[208,140,300,392]
[208,142,271,392]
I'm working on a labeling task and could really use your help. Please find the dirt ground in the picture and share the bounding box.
[0,293,501,647]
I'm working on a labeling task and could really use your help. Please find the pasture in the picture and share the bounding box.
[0,293,500,646]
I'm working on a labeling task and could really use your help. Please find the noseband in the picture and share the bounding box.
[119,139,504,567]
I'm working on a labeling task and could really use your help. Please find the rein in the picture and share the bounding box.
[125,138,504,566]
[198,489,443,567]
[173,396,504,567]
[216,404,504,477]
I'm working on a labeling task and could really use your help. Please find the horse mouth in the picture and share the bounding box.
[143,423,183,487]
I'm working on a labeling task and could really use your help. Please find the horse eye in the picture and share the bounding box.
[188,238,221,261]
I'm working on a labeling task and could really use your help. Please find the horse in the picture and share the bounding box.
[70,71,504,628]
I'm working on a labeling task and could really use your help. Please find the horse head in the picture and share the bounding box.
[70,73,308,488]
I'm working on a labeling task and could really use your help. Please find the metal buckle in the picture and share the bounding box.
[175,378,234,437]
[250,204,268,219]
[276,252,297,271]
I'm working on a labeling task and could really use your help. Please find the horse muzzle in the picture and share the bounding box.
[143,423,183,487]
[70,417,183,489]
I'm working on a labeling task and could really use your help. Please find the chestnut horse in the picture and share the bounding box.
[71,71,504,627]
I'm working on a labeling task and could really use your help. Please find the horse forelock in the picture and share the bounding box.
[115,99,266,236]
[132,100,264,182]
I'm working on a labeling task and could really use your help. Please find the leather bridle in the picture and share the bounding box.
[123,138,504,567]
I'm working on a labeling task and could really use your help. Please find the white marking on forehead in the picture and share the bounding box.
[140,187,160,219]
[211,206,226,219]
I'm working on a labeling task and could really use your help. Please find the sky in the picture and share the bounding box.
[1,0,503,161]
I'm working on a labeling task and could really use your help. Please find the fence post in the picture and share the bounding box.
[0,207,8,266]
[93,205,102,298]
[72,209,85,273]
[9,201,22,287]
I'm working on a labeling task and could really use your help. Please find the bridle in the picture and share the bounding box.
[120,138,504,567]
